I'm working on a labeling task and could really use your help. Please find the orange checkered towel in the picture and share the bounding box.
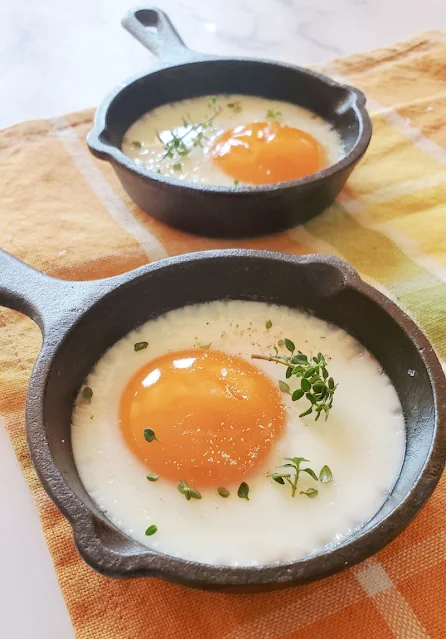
[1,31,445,639]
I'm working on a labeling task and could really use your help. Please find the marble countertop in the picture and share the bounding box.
[2,0,446,130]
[1,0,446,636]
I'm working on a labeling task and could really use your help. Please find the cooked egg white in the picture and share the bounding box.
[121,95,343,186]
[71,300,405,567]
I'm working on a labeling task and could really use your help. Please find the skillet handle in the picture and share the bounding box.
[0,249,111,335]
[0,250,61,330]
[122,7,202,65]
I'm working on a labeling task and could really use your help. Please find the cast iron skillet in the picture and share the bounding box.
[87,7,372,238]
[1,248,445,592]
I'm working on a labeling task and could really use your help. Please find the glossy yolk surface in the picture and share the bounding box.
[119,349,285,487]
[211,121,325,185]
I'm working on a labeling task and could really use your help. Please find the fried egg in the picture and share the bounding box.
[71,300,405,566]
[121,95,342,186]
[120,349,285,486]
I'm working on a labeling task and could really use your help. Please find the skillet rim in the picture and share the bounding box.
[87,56,372,195]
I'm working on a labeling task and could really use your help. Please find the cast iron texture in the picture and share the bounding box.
[87,7,372,238]
[1,248,445,592]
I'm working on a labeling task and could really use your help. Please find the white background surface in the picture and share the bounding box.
[1,1,446,637]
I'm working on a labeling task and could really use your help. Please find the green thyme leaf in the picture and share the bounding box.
[132,141,142,148]
[301,378,311,392]
[300,488,319,498]
[177,480,189,497]
[233,179,240,186]
[146,473,158,482]
[299,407,313,418]
[145,524,158,536]
[265,319,272,329]
[207,95,217,108]
[134,341,148,352]
[292,389,304,401]
[313,380,325,392]
[218,487,230,498]
[278,380,290,394]
[82,386,93,402]
[143,428,158,443]
[284,338,295,353]
[286,367,293,379]
[173,163,182,171]
[292,366,304,374]
[271,473,285,484]
[178,480,202,500]
[266,109,281,119]
[319,465,333,483]
[278,339,285,347]
[284,456,308,466]
[301,467,319,482]
[237,482,250,500]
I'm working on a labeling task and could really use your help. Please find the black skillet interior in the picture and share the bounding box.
[28,251,443,589]
[104,58,362,155]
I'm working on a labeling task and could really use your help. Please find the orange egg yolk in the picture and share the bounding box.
[211,121,325,185]
[119,349,285,487]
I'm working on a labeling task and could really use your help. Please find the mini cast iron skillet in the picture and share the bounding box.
[1,248,445,592]
[87,7,372,238]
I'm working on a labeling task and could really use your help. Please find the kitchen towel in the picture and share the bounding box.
[1,31,445,639]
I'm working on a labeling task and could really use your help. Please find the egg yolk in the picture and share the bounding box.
[211,121,325,185]
[119,349,285,487]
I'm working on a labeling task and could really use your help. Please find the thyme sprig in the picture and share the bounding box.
[269,457,333,497]
[157,107,221,163]
[251,340,337,421]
